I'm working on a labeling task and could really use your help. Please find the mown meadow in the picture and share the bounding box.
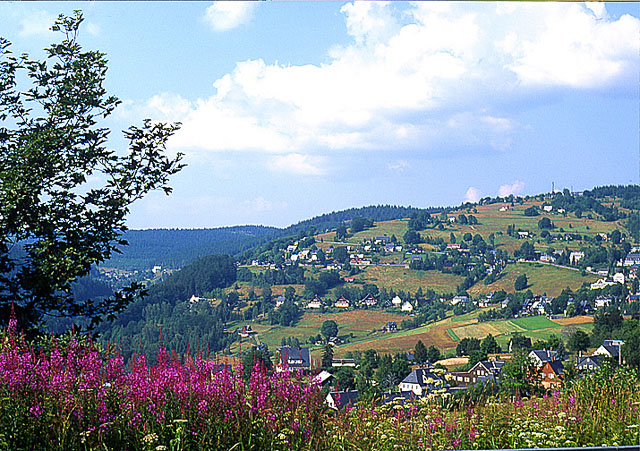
[0,320,638,450]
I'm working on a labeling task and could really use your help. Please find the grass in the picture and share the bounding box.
[468,262,599,297]
[510,315,559,330]
[358,266,464,294]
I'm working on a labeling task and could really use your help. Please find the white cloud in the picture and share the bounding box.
[243,197,286,213]
[502,3,638,88]
[268,154,325,176]
[464,187,482,203]
[204,2,255,32]
[388,160,409,171]
[130,3,638,161]
[498,180,525,197]
[18,10,56,37]
[85,22,101,37]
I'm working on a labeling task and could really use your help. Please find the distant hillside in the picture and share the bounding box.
[281,205,444,235]
[103,205,440,271]
[103,226,281,270]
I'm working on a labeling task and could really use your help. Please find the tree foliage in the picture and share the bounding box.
[0,12,184,332]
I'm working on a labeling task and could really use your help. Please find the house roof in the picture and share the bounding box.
[401,368,445,387]
[381,391,420,405]
[529,350,558,362]
[598,344,622,357]
[278,346,311,369]
[474,360,505,374]
[544,360,564,375]
[577,355,602,368]
[314,370,333,385]
[328,390,359,409]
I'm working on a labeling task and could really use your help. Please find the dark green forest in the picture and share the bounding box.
[103,226,280,270]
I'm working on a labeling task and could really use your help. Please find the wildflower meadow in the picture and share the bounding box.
[0,317,638,450]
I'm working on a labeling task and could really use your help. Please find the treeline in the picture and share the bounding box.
[282,205,444,236]
[97,254,238,362]
[103,226,280,270]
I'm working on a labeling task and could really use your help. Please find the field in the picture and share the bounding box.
[358,266,464,294]
[234,310,409,356]
[468,261,599,297]
[239,307,599,360]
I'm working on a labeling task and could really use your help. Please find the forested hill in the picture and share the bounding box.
[280,205,444,236]
[103,226,280,270]
[103,206,441,271]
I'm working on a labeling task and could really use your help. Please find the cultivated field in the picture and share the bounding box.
[468,262,599,297]
[358,266,464,294]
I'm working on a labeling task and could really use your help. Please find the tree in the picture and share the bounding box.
[321,343,334,369]
[524,206,539,217]
[514,274,528,291]
[457,337,481,356]
[403,230,422,245]
[332,246,348,264]
[567,330,590,354]
[538,217,554,229]
[321,320,338,339]
[242,347,273,381]
[0,13,184,332]
[500,350,538,396]
[481,334,500,354]
[414,339,428,363]
[426,345,441,363]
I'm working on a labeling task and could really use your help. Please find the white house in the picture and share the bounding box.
[613,272,625,284]
[451,295,469,305]
[528,350,558,369]
[594,296,613,309]
[391,296,403,307]
[334,296,350,308]
[401,301,414,313]
[399,368,447,396]
[543,205,553,212]
[306,295,323,309]
[594,340,625,365]
[590,279,616,290]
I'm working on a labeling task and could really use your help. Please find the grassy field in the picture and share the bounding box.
[236,309,409,356]
[468,261,599,297]
[346,219,409,243]
[358,266,464,294]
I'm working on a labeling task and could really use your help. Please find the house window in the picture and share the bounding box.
[549,373,554,379]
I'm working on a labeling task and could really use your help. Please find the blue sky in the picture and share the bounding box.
[1,2,639,229]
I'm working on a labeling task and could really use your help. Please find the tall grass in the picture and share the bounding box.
[0,317,637,450]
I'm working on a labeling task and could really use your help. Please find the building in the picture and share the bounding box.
[451,295,469,305]
[276,346,311,372]
[360,294,377,307]
[576,355,602,372]
[613,272,625,284]
[593,340,625,365]
[451,361,505,386]
[391,295,403,307]
[540,360,564,389]
[401,301,414,313]
[325,390,359,410]
[569,251,585,265]
[238,325,256,338]
[381,391,420,406]
[399,368,447,396]
[590,279,616,290]
[624,253,640,266]
[382,321,397,332]
[306,294,323,309]
[332,358,357,367]
[334,296,350,308]
[528,350,558,368]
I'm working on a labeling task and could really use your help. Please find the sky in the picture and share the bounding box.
[1,2,639,229]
